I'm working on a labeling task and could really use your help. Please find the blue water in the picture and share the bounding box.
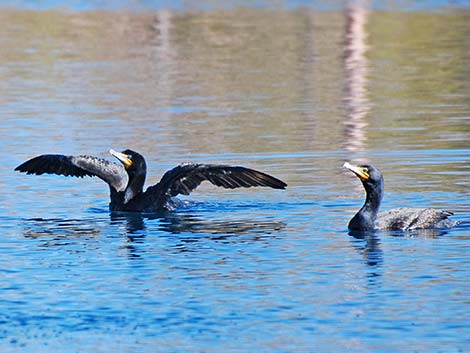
[1,2,470,352]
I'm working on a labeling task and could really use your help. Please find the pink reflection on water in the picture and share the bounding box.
[343,0,370,160]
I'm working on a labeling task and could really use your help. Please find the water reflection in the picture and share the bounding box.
[349,230,383,267]
[23,217,101,239]
[24,213,285,242]
[348,225,451,285]
[348,230,383,293]
[2,8,468,166]
[342,0,371,159]
[159,213,285,236]
[111,211,285,237]
[110,212,148,235]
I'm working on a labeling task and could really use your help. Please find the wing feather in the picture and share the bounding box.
[147,163,286,202]
[15,154,128,192]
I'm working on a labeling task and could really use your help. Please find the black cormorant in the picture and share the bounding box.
[15,149,287,212]
[343,162,456,231]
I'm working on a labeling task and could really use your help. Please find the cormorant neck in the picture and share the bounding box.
[348,180,384,231]
[124,172,146,204]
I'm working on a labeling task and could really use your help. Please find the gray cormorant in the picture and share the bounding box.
[15,149,287,212]
[343,162,456,231]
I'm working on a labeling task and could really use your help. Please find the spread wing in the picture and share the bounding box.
[15,154,128,192]
[146,163,286,202]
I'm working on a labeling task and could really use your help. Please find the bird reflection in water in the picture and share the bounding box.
[21,213,284,261]
[111,211,286,238]
[348,230,383,268]
[347,229,383,292]
[112,212,287,258]
[23,217,102,241]
[22,213,285,254]
[348,226,451,288]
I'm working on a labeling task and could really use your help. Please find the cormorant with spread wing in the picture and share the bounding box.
[343,162,457,231]
[15,149,287,212]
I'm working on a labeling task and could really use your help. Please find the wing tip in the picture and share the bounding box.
[272,182,287,190]
[259,173,287,190]
[14,164,28,173]
[266,177,287,189]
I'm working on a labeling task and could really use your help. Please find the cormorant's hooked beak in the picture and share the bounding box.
[343,162,369,181]
[110,149,133,168]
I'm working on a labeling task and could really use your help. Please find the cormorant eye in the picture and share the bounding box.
[127,155,132,160]
[362,168,368,173]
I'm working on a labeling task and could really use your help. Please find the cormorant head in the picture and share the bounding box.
[343,162,384,197]
[110,149,147,175]
[110,149,147,202]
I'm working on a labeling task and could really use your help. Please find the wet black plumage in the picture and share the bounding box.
[343,162,457,231]
[15,149,287,212]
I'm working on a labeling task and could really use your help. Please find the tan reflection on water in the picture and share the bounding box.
[0,9,346,156]
[366,11,470,151]
[1,8,469,192]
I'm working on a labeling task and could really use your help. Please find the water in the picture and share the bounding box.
[1,2,470,352]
